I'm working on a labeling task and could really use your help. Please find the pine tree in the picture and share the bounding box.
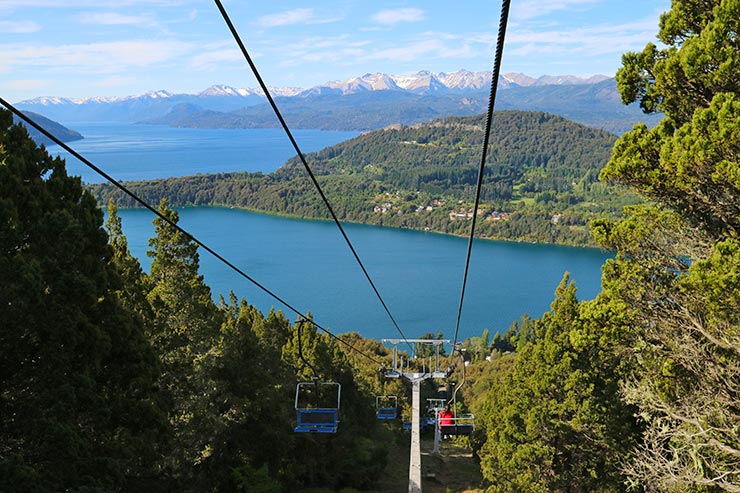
[0,109,163,490]
[477,275,639,492]
[145,198,222,483]
[601,0,740,489]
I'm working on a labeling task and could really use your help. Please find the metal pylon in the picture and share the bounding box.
[382,339,450,493]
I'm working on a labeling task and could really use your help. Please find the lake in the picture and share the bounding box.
[117,206,610,343]
[47,122,610,342]
[47,122,358,184]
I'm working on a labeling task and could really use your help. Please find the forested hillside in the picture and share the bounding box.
[461,0,740,491]
[5,1,740,491]
[90,110,639,247]
[0,109,401,491]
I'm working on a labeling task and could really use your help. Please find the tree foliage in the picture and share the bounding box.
[602,0,740,490]
[0,110,396,491]
[475,276,640,492]
[0,109,164,490]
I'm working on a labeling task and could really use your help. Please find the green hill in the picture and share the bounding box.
[90,110,639,246]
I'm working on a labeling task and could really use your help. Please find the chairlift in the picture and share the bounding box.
[401,413,412,430]
[293,320,341,433]
[376,395,398,420]
[439,412,475,437]
[437,346,475,437]
[425,398,445,427]
[294,380,341,433]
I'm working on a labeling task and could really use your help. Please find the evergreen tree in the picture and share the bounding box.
[0,109,163,490]
[198,294,291,491]
[145,198,222,484]
[602,0,740,489]
[105,198,152,319]
[477,275,639,492]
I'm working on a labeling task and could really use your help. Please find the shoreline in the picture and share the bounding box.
[114,201,610,253]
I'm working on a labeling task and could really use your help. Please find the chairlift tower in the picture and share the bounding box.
[382,339,450,493]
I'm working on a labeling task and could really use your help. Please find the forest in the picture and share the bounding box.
[3,0,740,491]
[90,110,639,247]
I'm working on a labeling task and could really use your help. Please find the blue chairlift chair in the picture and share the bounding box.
[376,395,398,420]
[294,381,341,433]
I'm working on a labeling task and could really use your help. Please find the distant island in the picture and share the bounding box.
[88,110,641,247]
[13,111,83,147]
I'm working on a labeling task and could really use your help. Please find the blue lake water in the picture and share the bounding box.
[47,122,357,184]
[117,207,610,343]
[48,122,611,342]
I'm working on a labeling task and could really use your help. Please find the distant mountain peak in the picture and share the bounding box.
[501,72,611,87]
[141,90,172,99]
[198,84,256,97]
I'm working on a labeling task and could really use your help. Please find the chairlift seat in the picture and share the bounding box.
[295,408,339,433]
[439,424,474,436]
[439,413,474,437]
[377,408,398,420]
[376,395,398,420]
[401,413,412,430]
[294,381,341,434]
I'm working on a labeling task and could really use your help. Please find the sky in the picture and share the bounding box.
[1,0,671,103]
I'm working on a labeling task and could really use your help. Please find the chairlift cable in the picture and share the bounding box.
[295,319,320,378]
[0,99,384,367]
[452,0,512,348]
[213,0,414,355]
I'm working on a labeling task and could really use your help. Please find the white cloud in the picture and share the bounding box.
[78,12,158,27]
[96,75,139,88]
[507,17,659,56]
[512,0,598,20]
[256,8,342,28]
[364,37,476,63]
[0,0,183,7]
[4,79,50,91]
[189,46,243,71]
[371,8,425,26]
[0,20,42,33]
[255,35,366,69]
[258,8,314,27]
[0,40,192,75]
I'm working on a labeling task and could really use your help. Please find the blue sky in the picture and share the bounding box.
[2,0,670,102]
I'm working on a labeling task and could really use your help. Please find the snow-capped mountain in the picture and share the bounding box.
[299,73,400,96]
[18,69,609,107]
[391,70,449,94]
[15,69,611,124]
[198,84,303,98]
[502,73,611,87]
[198,85,252,97]
[438,69,495,91]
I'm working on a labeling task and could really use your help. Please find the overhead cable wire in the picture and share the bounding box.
[0,99,384,367]
[452,0,511,347]
[213,0,415,354]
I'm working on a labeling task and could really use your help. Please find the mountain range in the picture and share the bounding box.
[16,70,657,134]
